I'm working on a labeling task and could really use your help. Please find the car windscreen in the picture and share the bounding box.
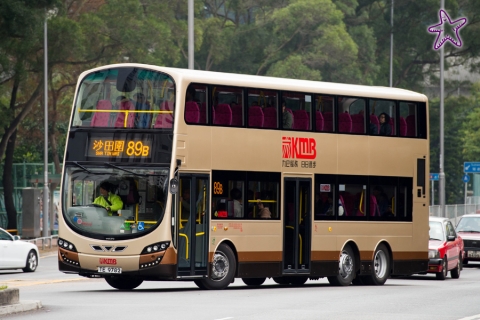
[429,221,445,241]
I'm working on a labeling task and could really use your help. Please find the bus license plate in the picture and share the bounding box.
[98,267,122,274]
[467,251,480,258]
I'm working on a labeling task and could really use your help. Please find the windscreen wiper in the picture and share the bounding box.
[104,163,143,176]
[72,161,93,174]
[458,230,480,233]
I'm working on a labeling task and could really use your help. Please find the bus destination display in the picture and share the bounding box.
[87,138,151,158]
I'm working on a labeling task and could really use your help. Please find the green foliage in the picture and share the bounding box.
[1,0,480,208]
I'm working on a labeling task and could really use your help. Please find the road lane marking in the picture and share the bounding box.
[458,315,480,320]
[1,278,88,288]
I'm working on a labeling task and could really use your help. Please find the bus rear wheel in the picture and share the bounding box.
[328,245,355,286]
[195,243,236,290]
[363,244,390,285]
[242,278,266,286]
[105,276,143,290]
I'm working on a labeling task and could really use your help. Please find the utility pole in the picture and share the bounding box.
[389,0,394,87]
[188,0,194,70]
[43,15,49,237]
[439,0,446,218]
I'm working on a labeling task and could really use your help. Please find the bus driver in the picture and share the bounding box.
[93,181,124,216]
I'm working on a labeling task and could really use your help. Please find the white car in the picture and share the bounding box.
[0,227,39,272]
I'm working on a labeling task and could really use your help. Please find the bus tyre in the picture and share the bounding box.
[198,243,236,290]
[351,276,366,285]
[327,245,355,286]
[105,276,143,290]
[22,250,38,272]
[242,278,266,286]
[363,244,390,285]
[194,280,208,290]
[273,277,289,285]
[436,257,448,280]
[289,276,308,286]
[450,257,461,279]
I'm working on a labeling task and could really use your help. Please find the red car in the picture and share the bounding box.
[428,217,463,280]
[455,214,480,265]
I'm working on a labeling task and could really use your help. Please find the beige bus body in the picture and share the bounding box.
[59,63,429,288]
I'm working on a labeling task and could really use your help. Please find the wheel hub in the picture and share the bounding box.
[339,250,353,279]
[28,253,37,270]
[373,250,387,278]
[211,252,229,281]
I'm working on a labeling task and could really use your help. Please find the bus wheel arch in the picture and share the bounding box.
[196,241,237,290]
[213,240,238,277]
[363,242,392,285]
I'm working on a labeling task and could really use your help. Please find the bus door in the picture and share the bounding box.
[177,175,209,277]
[283,178,311,274]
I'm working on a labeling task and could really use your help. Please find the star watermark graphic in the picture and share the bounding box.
[428,9,467,50]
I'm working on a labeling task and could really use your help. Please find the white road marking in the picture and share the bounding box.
[458,314,480,320]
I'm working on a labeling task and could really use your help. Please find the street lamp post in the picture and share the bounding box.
[439,0,446,218]
[389,0,394,87]
[43,16,49,237]
[188,0,194,69]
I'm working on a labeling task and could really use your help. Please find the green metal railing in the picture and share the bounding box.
[0,162,58,232]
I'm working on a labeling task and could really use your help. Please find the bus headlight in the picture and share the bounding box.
[428,249,439,259]
[141,241,170,255]
[58,238,78,252]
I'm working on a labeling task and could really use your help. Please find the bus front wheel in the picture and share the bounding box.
[327,245,356,286]
[105,276,143,290]
[196,243,236,290]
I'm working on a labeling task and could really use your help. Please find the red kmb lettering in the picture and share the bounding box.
[282,137,316,160]
[99,258,117,265]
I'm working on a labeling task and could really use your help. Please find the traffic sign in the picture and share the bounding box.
[463,174,470,183]
[464,162,480,173]
[430,173,439,181]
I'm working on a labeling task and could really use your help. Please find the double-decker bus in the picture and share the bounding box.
[59,63,429,290]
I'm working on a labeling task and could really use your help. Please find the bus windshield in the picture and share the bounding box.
[72,67,175,129]
[63,165,169,239]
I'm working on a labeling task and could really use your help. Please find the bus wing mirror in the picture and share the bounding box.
[169,178,179,194]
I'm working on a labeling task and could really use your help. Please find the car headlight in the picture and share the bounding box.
[428,249,439,259]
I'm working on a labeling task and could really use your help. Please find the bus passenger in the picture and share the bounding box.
[373,186,392,217]
[133,93,151,128]
[282,101,293,129]
[378,113,392,136]
[231,188,243,218]
[186,86,196,102]
[93,182,124,216]
[257,201,271,219]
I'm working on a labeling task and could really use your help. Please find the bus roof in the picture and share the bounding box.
[81,63,428,102]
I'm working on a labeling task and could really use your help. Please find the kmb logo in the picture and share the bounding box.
[99,258,117,265]
[282,137,316,159]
